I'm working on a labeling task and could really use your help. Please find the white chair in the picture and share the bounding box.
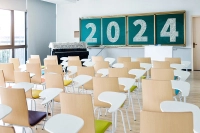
[171,80,190,102]
[67,66,77,78]
[44,114,84,133]
[112,63,124,68]
[170,63,185,70]
[160,101,200,133]
[60,57,68,62]
[61,61,68,73]
[181,61,191,70]
[174,70,190,81]
[0,104,12,120]
[140,63,152,79]
[81,58,91,62]
[72,75,92,93]
[96,68,109,77]
[98,91,127,133]
[104,57,115,66]
[83,61,95,67]
[129,69,146,89]
[118,78,137,121]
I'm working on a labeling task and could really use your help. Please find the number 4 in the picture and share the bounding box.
[160,18,179,42]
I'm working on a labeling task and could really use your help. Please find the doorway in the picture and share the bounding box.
[193,17,200,70]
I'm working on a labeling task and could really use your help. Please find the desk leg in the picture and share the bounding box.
[112,112,115,133]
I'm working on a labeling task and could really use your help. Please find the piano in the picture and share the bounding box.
[49,42,89,64]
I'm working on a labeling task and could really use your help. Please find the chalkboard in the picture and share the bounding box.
[156,13,185,45]
[128,15,154,45]
[102,17,126,46]
[80,18,101,46]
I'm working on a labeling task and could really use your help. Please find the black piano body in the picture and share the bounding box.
[49,42,89,64]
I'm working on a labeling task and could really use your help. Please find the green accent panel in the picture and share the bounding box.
[156,13,184,44]
[80,18,101,46]
[128,15,154,45]
[130,85,137,92]
[102,17,126,45]
[95,120,112,133]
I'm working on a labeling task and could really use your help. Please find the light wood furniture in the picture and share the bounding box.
[0,63,15,83]
[46,65,64,75]
[26,63,45,89]
[47,55,58,63]
[45,73,65,102]
[0,70,6,87]
[44,58,58,68]
[94,61,109,73]
[142,79,173,112]
[92,56,104,63]
[60,93,111,133]
[140,111,193,133]
[68,60,82,67]
[77,66,95,90]
[151,68,174,80]
[136,57,151,63]
[9,58,20,71]
[117,57,131,63]
[0,88,46,132]
[152,61,171,69]
[165,57,181,64]
[0,126,15,133]
[123,62,141,78]
[68,56,80,60]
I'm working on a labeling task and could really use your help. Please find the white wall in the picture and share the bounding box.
[0,0,26,11]
[56,0,200,69]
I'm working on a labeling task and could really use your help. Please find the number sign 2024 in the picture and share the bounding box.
[80,12,185,46]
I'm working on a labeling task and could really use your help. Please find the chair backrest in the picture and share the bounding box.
[46,65,64,75]
[0,70,6,87]
[151,68,174,80]
[117,57,131,63]
[9,58,20,71]
[77,66,95,90]
[45,73,64,90]
[0,126,15,133]
[68,60,82,67]
[93,77,119,107]
[60,93,95,133]
[0,63,14,82]
[165,57,181,64]
[30,55,40,58]
[92,56,103,63]
[94,61,109,72]
[29,58,41,64]
[123,61,140,71]
[47,55,58,63]
[44,58,58,68]
[137,57,151,63]
[14,71,31,83]
[152,61,171,69]
[142,79,173,112]
[26,63,42,84]
[108,68,131,92]
[0,88,29,126]
[140,111,193,133]
[68,56,80,60]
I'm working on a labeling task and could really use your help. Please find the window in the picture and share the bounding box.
[0,9,26,63]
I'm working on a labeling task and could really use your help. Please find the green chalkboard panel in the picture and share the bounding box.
[80,18,101,46]
[156,13,185,45]
[128,15,154,45]
[102,17,126,45]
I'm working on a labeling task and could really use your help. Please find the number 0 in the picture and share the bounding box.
[107,21,120,43]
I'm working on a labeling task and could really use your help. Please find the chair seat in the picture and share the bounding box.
[64,80,72,86]
[41,78,45,83]
[28,110,46,126]
[41,66,45,69]
[32,90,42,99]
[141,76,146,79]
[130,85,137,92]
[95,120,112,133]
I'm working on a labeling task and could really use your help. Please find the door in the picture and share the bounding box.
[193,17,200,70]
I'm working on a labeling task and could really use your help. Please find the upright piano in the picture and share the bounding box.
[49,42,89,64]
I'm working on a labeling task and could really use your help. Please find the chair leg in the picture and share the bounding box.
[118,109,127,133]
[125,108,132,131]
[115,110,117,130]
[29,127,33,133]
[130,95,136,121]
[105,108,108,116]
[135,90,142,111]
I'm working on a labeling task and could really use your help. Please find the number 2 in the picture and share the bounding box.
[133,19,148,42]
[160,18,178,42]
[85,23,97,43]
